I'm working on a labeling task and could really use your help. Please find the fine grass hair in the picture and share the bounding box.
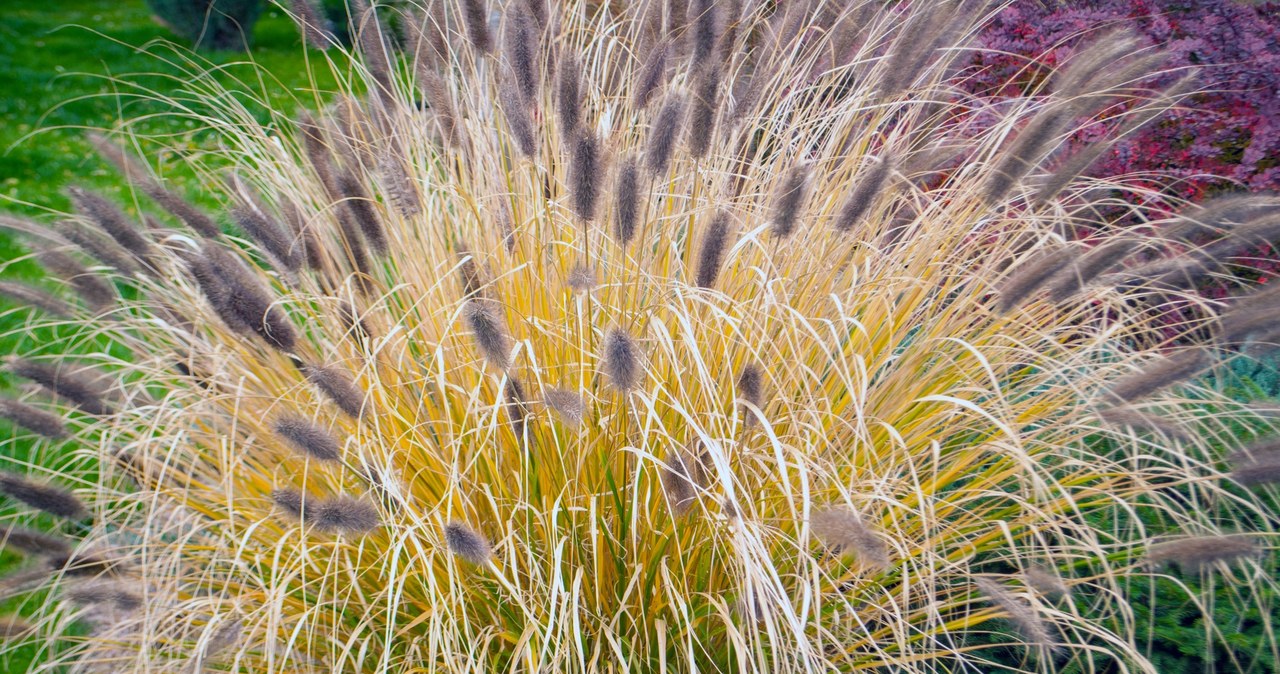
[0,1,1278,672]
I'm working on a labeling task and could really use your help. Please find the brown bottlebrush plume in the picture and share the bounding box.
[1228,443,1280,487]
[272,488,307,520]
[659,449,700,516]
[406,3,448,70]
[444,521,492,565]
[338,299,374,344]
[688,0,719,66]
[504,376,530,441]
[0,472,86,520]
[417,67,461,147]
[0,525,73,557]
[461,0,492,53]
[633,39,671,108]
[456,248,488,299]
[602,329,641,392]
[302,364,366,419]
[1024,566,1069,600]
[313,495,381,534]
[335,214,374,282]
[65,581,142,612]
[645,93,686,176]
[86,133,221,238]
[543,388,585,427]
[1104,349,1209,404]
[737,362,763,425]
[0,399,68,440]
[289,0,337,49]
[687,63,720,159]
[232,205,303,272]
[378,151,422,218]
[53,220,140,277]
[809,506,890,570]
[351,0,395,96]
[983,105,1073,205]
[32,246,116,311]
[0,280,73,318]
[273,415,343,462]
[1096,406,1190,441]
[770,164,811,239]
[1163,194,1280,240]
[1201,213,1280,261]
[189,245,299,353]
[0,616,32,640]
[877,4,962,101]
[7,358,113,416]
[66,187,158,268]
[833,155,891,233]
[500,71,538,157]
[338,172,388,255]
[974,576,1057,651]
[463,299,512,371]
[297,112,341,197]
[521,0,547,29]
[1044,237,1137,302]
[556,49,583,138]
[1146,534,1260,572]
[613,155,641,246]
[694,210,732,289]
[570,131,602,222]
[505,4,540,103]
[565,264,597,294]
[994,244,1078,314]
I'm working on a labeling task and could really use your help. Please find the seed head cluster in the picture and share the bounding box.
[0,1,1277,672]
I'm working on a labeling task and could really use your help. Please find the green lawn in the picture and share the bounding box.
[0,3,334,670]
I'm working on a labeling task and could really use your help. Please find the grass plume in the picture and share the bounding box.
[3,3,1279,672]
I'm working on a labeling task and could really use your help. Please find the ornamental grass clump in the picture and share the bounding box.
[2,1,1280,672]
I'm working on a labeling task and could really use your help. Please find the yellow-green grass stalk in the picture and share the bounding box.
[0,1,1277,672]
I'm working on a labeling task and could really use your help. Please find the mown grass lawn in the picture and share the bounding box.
[0,3,335,670]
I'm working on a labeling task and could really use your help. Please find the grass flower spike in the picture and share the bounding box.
[0,1,1278,672]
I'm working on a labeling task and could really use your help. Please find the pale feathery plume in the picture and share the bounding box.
[273,415,343,462]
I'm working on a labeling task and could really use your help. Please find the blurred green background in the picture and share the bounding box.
[1,2,1278,673]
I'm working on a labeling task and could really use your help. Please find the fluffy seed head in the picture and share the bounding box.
[303,364,366,419]
[569,131,602,222]
[645,94,686,176]
[464,300,512,371]
[975,576,1057,651]
[314,496,381,534]
[686,64,720,159]
[769,164,811,239]
[7,359,113,416]
[1105,349,1210,404]
[67,187,157,268]
[0,525,73,557]
[612,156,641,246]
[273,415,343,462]
[1147,534,1261,572]
[602,329,641,392]
[543,388,585,427]
[556,49,583,138]
[0,399,68,440]
[694,210,732,288]
[0,616,33,640]
[809,506,890,571]
[444,521,491,565]
[461,0,492,53]
[500,71,538,157]
[660,449,701,515]
[833,156,891,233]
[0,472,86,520]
